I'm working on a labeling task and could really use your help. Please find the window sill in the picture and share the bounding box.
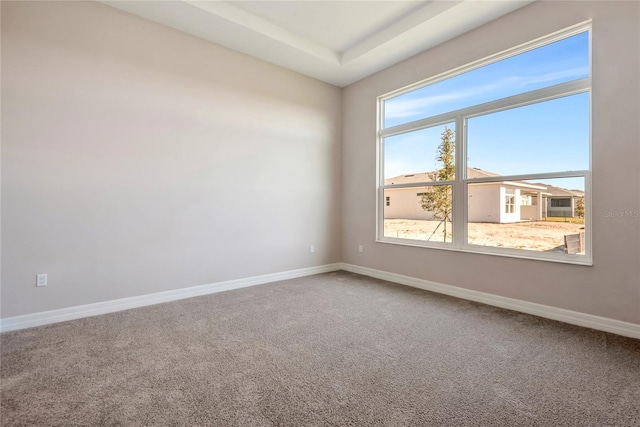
[376,237,593,266]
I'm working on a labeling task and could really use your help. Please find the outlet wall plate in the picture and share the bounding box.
[36,274,48,287]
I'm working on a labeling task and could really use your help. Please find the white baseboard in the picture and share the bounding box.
[3,262,638,339]
[0,263,342,333]
[339,263,640,340]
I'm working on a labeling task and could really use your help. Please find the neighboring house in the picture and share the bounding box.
[384,168,584,223]
[535,184,585,218]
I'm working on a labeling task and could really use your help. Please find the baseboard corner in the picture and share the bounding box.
[0,263,343,333]
[339,263,640,339]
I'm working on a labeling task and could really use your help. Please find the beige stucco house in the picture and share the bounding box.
[384,168,584,223]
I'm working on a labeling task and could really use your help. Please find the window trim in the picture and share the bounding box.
[505,195,515,214]
[376,22,593,266]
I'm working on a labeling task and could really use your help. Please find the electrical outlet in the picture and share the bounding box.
[310,245,315,253]
[358,245,363,253]
[36,274,47,287]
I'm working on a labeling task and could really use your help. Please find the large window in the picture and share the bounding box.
[378,24,591,264]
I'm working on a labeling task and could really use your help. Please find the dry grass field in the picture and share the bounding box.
[384,219,585,252]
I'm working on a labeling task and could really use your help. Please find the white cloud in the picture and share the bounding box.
[384,66,588,121]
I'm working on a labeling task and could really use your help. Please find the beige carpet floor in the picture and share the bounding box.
[1,271,639,426]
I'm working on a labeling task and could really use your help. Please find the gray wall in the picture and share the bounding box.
[2,1,639,326]
[342,1,640,323]
[1,1,342,318]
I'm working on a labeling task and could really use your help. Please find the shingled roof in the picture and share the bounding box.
[385,168,499,185]
[385,168,584,197]
[534,184,584,198]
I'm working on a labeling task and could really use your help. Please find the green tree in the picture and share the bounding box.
[420,126,455,242]
[575,196,585,219]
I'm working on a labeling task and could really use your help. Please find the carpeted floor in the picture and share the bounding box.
[1,271,639,426]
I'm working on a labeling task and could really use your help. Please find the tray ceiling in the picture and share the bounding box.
[102,1,534,87]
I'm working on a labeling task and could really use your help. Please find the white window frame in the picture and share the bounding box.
[376,22,592,265]
[505,195,515,214]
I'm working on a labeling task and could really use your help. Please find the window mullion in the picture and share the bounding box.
[465,170,589,184]
[383,181,455,190]
[380,78,589,138]
[377,126,384,240]
[454,115,465,248]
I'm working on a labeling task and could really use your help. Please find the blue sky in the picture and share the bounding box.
[383,31,589,190]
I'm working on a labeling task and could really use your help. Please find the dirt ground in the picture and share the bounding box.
[384,219,585,252]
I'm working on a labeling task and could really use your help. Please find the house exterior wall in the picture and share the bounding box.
[520,193,542,221]
[389,183,528,223]
[520,205,539,221]
[384,188,436,220]
[468,185,502,223]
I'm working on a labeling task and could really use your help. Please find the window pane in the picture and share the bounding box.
[384,31,589,128]
[467,177,585,254]
[384,123,455,181]
[466,93,589,176]
[384,186,453,243]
